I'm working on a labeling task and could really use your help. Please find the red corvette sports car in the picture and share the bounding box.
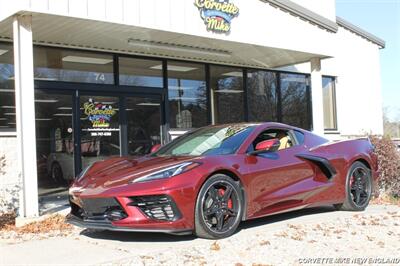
[67,123,378,239]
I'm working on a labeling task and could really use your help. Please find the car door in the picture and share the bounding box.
[243,128,317,218]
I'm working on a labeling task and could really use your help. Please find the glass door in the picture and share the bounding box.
[69,92,163,174]
[79,95,120,170]
[35,90,74,194]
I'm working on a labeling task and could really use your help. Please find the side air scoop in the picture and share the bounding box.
[296,154,337,180]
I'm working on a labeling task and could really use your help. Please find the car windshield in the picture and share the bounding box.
[154,125,256,156]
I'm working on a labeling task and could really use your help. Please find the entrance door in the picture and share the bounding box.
[35,89,163,187]
[79,95,121,171]
[78,93,162,172]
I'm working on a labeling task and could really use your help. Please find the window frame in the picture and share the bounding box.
[209,65,245,124]
[246,69,279,123]
[0,40,314,135]
[246,127,300,153]
[322,76,338,131]
[279,73,312,130]
[166,60,208,130]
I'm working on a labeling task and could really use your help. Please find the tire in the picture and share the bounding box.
[335,161,372,211]
[194,174,244,239]
[50,163,65,185]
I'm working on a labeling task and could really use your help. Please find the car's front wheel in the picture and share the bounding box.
[194,174,244,239]
[335,161,372,211]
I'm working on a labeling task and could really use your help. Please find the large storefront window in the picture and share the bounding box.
[323,76,337,130]
[168,61,207,129]
[247,70,278,122]
[119,57,163,87]
[210,66,244,124]
[0,43,15,131]
[280,73,310,129]
[34,47,114,84]
[126,97,161,155]
[35,90,74,188]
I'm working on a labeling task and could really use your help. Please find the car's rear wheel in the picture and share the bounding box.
[194,174,243,239]
[335,161,372,211]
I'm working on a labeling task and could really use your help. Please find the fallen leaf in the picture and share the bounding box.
[259,240,271,246]
[210,241,220,251]
[274,231,288,238]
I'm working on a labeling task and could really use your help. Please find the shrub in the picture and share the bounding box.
[369,135,400,197]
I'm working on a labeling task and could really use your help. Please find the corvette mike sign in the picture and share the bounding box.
[194,0,239,33]
[83,98,118,136]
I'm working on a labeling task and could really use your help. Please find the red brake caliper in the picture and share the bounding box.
[218,188,233,209]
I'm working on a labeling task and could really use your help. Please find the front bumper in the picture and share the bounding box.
[68,167,204,233]
[66,214,192,235]
[67,190,196,235]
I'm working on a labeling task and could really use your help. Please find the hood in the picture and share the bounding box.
[74,155,199,189]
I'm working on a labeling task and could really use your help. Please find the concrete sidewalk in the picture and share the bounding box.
[1,204,400,265]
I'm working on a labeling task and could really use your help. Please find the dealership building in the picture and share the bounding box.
[0,0,384,218]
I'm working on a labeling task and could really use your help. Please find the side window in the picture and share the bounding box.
[249,129,294,152]
[293,130,305,145]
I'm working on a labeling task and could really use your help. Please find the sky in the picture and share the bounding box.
[336,0,400,122]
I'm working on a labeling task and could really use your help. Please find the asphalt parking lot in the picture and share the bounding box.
[1,204,400,266]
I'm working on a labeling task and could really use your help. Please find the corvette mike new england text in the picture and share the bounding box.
[298,257,400,264]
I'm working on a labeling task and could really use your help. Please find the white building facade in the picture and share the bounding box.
[0,0,384,217]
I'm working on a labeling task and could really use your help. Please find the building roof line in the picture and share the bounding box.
[262,1,385,48]
[261,0,338,33]
[336,16,385,48]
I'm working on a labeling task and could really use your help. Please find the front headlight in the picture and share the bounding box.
[132,162,201,183]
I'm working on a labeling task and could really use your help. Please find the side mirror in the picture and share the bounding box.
[150,144,161,153]
[250,139,280,155]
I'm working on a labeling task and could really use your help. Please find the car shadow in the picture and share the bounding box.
[79,205,336,242]
[80,229,197,242]
[238,205,336,231]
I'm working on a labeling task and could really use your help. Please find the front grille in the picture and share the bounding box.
[128,195,181,221]
[70,197,127,221]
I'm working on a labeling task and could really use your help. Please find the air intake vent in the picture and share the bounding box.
[70,197,128,221]
[128,195,181,221]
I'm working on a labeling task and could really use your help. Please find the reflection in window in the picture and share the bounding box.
[210,66,244,124]
[247,70,278,122]
[34,90,74,185]
[119,57,163,87]
[280,73,310,130]
[323,76,337,130]
[167,61,207,129]
[33,47,114,84]
[126,97,161,155]
[0,43,15,131]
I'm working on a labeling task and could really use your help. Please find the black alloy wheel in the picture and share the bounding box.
[195,174,243,239]
[350,166,372,207]
[335,161,372,211]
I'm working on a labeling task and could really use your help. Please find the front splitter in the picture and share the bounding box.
[66,214,193,236]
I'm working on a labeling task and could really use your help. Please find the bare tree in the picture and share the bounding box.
[383,107,400,138]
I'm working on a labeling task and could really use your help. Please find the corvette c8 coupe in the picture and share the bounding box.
[67,122,378,239]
